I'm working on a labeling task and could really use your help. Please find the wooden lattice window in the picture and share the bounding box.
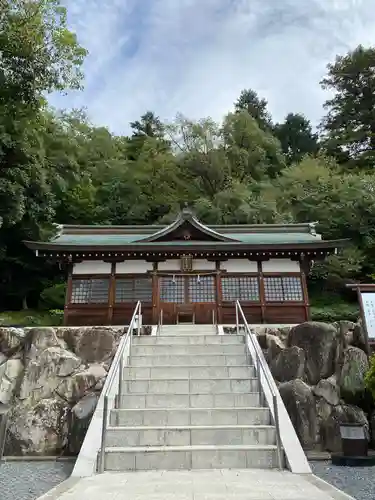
[188,276,215,303]
[264,276,303,302]
[221,276,259,302]
[71,278,109,304]
[115,277,152,303]
[160,276,185,303]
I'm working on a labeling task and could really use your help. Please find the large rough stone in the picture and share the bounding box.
[68,392,98,455]
[5,398,68,455]
[279,379,317,449]
[270,346,305,382]
[56,367,102,402]
[352,323,369,354]
[287,322,340,385]
[19,347,82,403]
[313,376,340,406]
[265,335,285,362]
[339,346,369,396]
[0,327,27,352]
[319,404,368,452]
[75,328,116,363]
[0,358,24,403]
[335,321,356,335]
[26,327,60,353]
[72,392,98,420]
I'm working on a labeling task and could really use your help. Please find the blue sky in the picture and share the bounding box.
[50,0,375,135]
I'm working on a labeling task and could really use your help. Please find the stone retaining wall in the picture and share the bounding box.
[0,321,373,455]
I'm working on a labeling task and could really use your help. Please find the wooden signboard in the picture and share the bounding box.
[346,284,375,356]
[361,292,375,339]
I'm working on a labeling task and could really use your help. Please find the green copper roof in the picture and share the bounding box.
[24,208,338,251]
[51,232,320,246]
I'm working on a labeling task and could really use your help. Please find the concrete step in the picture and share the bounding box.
[105,425,276,447]
[160,325,217,335]
[130,354,248,366]
[131,344,245,356]
[133,335,244,345]
[118,392,261,409]
[104,444,281,470]
[110,407,271,426]
[124,365,255,380]
[122,377,258,394]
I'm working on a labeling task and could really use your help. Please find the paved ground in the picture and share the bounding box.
[35,469,352,500]
[0,461,74,500]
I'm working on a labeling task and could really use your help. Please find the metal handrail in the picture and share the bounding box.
[98,301,142,473]
[235,300,283,469]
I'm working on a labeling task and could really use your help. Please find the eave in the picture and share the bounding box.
[24,239,349,257]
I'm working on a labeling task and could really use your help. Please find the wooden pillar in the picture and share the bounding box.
[152,262,158,325]
[107,262,116,324]
[258,260,266,324]
[300,255,310,321]
[215,261,223,324]
[64,262,73,326]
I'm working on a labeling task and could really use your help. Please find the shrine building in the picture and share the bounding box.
[24,208,346,326]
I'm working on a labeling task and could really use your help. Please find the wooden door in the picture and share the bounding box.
[158,274,216,324]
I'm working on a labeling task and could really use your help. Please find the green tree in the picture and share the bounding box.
[234,89,273,131]
[222,111,286,181]
[127,111,169,161]
[166,115,230,199]
[0,0,86,309]
[274,156,375,290]
[320,45,375,169]
[273,113,319,164]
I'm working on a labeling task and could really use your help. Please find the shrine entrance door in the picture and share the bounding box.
[158,274,217,324]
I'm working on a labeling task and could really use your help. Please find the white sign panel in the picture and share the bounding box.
[361,292,375,339]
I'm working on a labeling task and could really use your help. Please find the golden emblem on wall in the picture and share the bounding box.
[181,254,193,272]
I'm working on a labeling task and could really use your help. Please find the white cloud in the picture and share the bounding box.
[50,0,375,134]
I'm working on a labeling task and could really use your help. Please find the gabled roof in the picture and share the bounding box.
[23,208,348,256]
[139,207,237,243]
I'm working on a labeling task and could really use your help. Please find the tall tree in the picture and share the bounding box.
[127,111,169,161]
[273,113,319,164]
[0,0,86,309]
[234,89,273,131]
[320,45,375,169]
[222,111,285,181]
[166,115,230,199]
[130,111,165,139]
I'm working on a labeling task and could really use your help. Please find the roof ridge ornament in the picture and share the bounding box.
[308,222,319,236]
[181,203,194,219]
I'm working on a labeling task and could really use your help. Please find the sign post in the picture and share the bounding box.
[345,283,375,357]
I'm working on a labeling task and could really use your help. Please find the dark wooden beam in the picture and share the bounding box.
[107,262,116,324]
[64,263,73,326]
[258,261,266,324]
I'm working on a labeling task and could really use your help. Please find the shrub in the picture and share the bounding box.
[365,355,375,401]
[48,309,64,326]
[40,283,66,309]
[310,303,359,323]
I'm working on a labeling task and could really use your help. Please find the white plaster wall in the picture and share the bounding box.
[73,261,111,275]
[221,259,258,273]
[193,259,216,271]
[116,261,153,274]
[158,259,181,271]
[262,259,300,273]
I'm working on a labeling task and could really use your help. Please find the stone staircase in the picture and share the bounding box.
[103,324,282,471]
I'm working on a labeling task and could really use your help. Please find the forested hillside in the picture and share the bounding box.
[2,0,375,318]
